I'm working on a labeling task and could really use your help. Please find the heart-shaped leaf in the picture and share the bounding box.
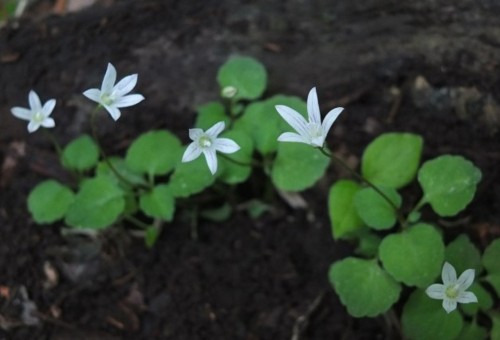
[28,180,75,224]
[354,186,402,230]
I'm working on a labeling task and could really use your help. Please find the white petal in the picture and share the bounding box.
[101,63,117,93]
[275,105,309,137]
[457,291,478,304]
[425,284,445,299]
[206,121,225,138]
[311,135,326,147]
[41,117,55,128]
[307,87,321,124]
[103,105,121,121]
[29,90,42,112]
[213,138,240,154]
[27,120,41,133]
[113,94,145,108]
[189,128,204,141]
[83,88,101,102]
[442,298,457,313]
[42,99,56,116]
[113,74,138,97]
[277,132,308,144]
[182,143,202,163]
[321,107,343,136]
[202,149,218,175]
[11,107,32,120]
[456,269,475,291]
[442,262,457,285]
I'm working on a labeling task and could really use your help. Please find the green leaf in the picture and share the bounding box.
[461,282,493,315]
[234,95,307,154]
[491,312,500,340]
[456,321,487,340]
[96,157,147,187]
[484,274,500,296]
[361,133,423,189]
[216,56,267,101]
[218,130,254,184]
[28,180,75,224]
[482,239,500,274]
[354,186,402,230]
[245,199,271,219]
[271,143,330,192]
[125,130,182,176]
[379,223,444,287]
[169,157,215,198]
[418,155,482,217]
[61,134,99,171]
[445,234,482,274]
[195,102,230,130]
[328,180,364,239]
[139,185,175,221]
[402,290,463,340]
[145,226,160,248]
[65,177,125,229]
[328,257,401,317]
[355,231,382,258]
[200,203,232,222]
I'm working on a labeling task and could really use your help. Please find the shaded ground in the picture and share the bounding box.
[0,0,499,339]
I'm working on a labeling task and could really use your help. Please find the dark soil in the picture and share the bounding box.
[0,1,499,339]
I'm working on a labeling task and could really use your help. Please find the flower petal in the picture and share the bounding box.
[41,117,55,128]
[275,105,309,138]
[213,138,240,154]
[189,128,204,141]
[182,143,202,163]
[11,107,32,120]
[83,88,101,102]
[103,104,121,121]
[27,120,41,133]
[113,94,145,108]
[101,63,117,93]
[442,262,457,285]
[457,291,478,304]
[425,284,445,299]
[202,149,218,175]
[112,74,138,97]
[456,269,475,291]
[321,107,343,136]
[29,90,42,112]
[277,132,308,144]
[307,87,321,124]
[42,99,56,117]
[206,121,225,138]
[442,298,457,313]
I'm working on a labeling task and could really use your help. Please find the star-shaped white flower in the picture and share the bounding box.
[11,90,56,133]
[426,262,478,313]
[83,63,145,121]
[276,87,343,147]
[181,121,240,175]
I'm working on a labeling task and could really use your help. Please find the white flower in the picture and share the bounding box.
[11,90,56,133]
[181,121,240,175]
[426,262,478,313]
[83,63,145,121]
[276,87,344,147]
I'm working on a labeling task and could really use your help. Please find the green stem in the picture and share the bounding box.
[124,215,149,229]
[319,147,406,227]
[42,128,63,158]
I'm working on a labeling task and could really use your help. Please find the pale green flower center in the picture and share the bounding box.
[33,112,44,123]
[445,284,460,299]
[100,93,115,106]
[198,135,213,148]
[306,122,323,138]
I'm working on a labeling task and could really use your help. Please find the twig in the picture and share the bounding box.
[291,292,325,340]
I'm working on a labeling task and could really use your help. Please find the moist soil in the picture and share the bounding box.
[0,1,499,339]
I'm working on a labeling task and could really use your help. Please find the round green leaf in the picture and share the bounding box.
[96,157,147,187]
[271,143,330,192]
[361,133,423,189]
[234,95,307,154]
[328,180,364,239]
[402,290,463,340]
[125,130,182,176]
[418,155,481,217]
[482,239,500,274]
[328,257,401,317]
[379,223,444,287]
[445,234,482,274]
[61,134,99,171]
[169,156,215,198]
[355,231,382,258]
[485,274,500,297]
[28,180,75,224]
[216,56,267,101]
[218,130,254,184]
[65,177,125,229]
[139,184,175,221]
[461,282,493,316]
[354,186,402,230]
[195,101,230,130]
[490,312,500,340]
[456,321,487,340]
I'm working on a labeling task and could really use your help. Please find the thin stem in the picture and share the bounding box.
[42,128,63,158]
[124,215,149,229]
[319,147,406,227]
